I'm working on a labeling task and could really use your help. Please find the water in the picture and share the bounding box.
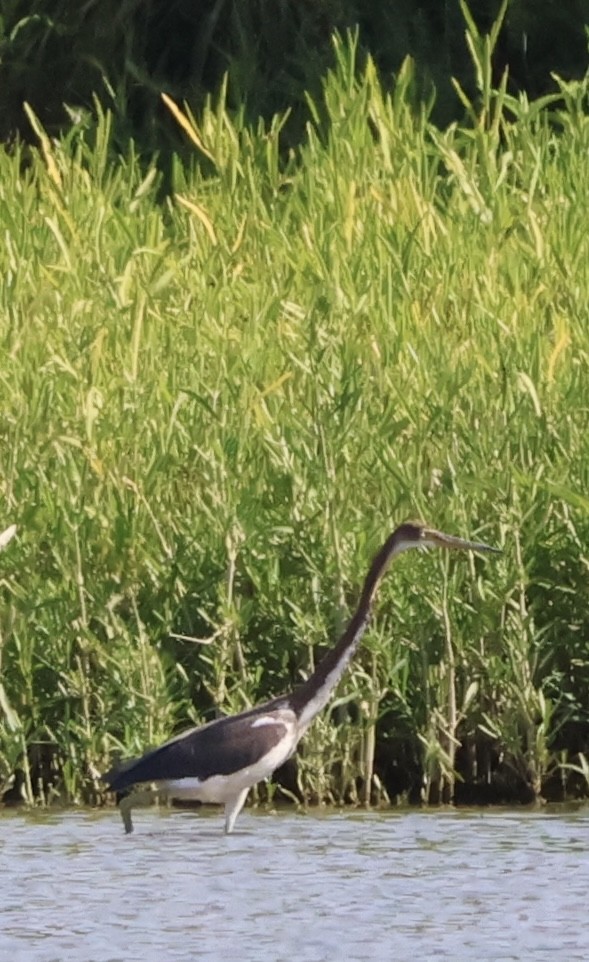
[0,806,587,962]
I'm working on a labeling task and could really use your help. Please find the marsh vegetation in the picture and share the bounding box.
[1,15,588,810]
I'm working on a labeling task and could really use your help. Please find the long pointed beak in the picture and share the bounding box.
[424,528,501,553]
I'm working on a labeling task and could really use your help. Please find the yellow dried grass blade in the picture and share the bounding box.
[161,93,215,165]
[176,194,218,246]
[547,327,571,383]
[23,102,62,189]
[518,372,542,418]
[260,372,293,397]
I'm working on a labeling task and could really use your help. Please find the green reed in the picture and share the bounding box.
[0,27,588,806]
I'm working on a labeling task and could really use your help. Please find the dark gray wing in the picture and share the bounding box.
[102,709,290,791]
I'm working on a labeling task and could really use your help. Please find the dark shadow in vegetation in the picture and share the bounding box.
[1,0,588,154]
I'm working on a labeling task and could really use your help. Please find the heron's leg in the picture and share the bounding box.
[224,788,249,834]
[119,787,161,834]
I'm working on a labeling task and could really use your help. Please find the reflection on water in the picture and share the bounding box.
[0,806,587,962]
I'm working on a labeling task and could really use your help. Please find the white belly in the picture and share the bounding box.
[160,721,298,804]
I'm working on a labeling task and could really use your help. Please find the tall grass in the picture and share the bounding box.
[2,0,587,144]
[1,29,588,807]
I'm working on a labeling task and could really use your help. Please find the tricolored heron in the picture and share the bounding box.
[102,522,499,834]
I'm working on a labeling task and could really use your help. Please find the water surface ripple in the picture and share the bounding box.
[1,807,587,961]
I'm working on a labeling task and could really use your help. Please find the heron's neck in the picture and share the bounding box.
[289,529,405,731]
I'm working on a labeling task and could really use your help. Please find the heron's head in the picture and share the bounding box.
[394,521,500,556]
